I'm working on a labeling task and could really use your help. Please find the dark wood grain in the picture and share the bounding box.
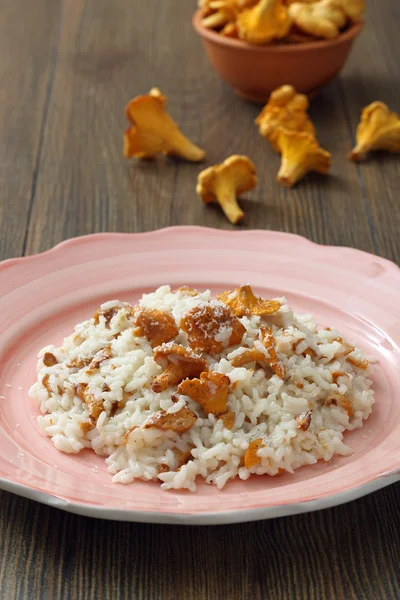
[0,0,399,598]
[0,0,62,261]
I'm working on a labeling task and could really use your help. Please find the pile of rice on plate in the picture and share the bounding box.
[29,285,374,492]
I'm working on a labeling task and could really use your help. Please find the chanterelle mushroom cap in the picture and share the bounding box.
[276,129,331,187]
[180,301,246,355]
[255,85,315,152]
[178,371,230,416]
[329,0,365,22]
[217,285,281,316]
[196,155,257,224]
[288,1,347,39]
[143,407,198,433]
[237,0,292,45]
[201,0,239,29]
[133,307,178,348]
[263,84,309,113]
[152,343,208,392]
[349,102,400,161]
[124,88,206,162]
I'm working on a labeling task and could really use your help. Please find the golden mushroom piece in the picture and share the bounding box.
[265,84,309,113]
[288,0,347,39]
[349,102,400,162]
[196,155,257,224]
[244,439,265,469]
[237,0,292,45]
[236,0,259,7]
[178,371,230,416]
[283,0,318,4]
[259,325,286,379]
[255,85,315,152]
[276,129,331,187]
[329,0,365,22]
[217,285,281,317]
[75,383,104,431]
[133,307,178,348]
[220,22,240,37]
[144,407,198,433]
[180,302,246,355]
[124,88,206,162]
[151,343,208,393]
[201,0,239,29]
[231,347,272,369]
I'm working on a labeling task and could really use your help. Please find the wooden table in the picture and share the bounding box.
[1,0,399,598]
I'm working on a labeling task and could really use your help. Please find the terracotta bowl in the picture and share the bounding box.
[193,10,363,103]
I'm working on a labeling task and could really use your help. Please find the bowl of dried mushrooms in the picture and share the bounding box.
[193,0,364,102]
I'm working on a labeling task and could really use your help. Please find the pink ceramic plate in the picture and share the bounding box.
[0,227,399,524]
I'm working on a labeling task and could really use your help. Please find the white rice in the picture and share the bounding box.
[29,285,375,492]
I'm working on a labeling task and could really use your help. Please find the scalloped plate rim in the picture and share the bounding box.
[0,471,399,524]
[1,227,399,274]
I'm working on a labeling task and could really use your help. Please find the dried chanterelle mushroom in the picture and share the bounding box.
[237,0,292,45]
[152,343,208,392]
[349,102,400,161]
[196,155,257,224]
[276,129,331,187]
[124,88,205,162]
[288,0,347,39]
[255,85,316,152]
[217,285,281,317]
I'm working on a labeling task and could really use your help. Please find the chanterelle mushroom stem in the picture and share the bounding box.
[196,155,257,225]
[214,181,244,224]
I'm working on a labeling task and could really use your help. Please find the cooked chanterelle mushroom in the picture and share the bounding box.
[244,438,265,469]
[124,88,206,162]
[178,371,230,416]
[133,307,179,348]
[151,343,208,392]
[217,285,281,317]
[144,407,198,433]
[196,155,257,224]
[180,302,245,355]
[75,383,104,431]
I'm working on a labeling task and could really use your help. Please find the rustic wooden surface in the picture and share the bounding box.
[0,0,399,598]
